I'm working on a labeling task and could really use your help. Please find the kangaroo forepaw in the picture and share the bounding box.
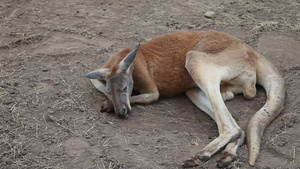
[180,156,201,168]
[216,152,236,168]
[100,100,114,113]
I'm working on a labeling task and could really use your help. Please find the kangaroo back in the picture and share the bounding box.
[247,53,285,166]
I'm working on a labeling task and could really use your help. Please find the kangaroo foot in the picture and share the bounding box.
[216,151,237,168]
[100,100,114,113]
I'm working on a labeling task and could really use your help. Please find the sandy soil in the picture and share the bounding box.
[0,0,299,168]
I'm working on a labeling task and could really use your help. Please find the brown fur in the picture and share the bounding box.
[108,31,247,97]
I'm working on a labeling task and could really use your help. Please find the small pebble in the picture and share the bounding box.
[287,122,294,128]
[204,11,216,19]
[51,138,57,143]
[48,110,55,114]
[132,142,140,146]
[46,140,52,145]
[103,121,113,125]
[187,23,201,29]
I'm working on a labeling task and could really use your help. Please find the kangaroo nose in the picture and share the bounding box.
[117,107,128,118]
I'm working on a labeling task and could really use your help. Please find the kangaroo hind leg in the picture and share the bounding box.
[184,88,245,168]
[182,51,244,168]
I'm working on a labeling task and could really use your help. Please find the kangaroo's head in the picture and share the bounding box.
[82,44,140,118]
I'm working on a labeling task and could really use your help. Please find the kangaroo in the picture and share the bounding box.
[81,31,285,167]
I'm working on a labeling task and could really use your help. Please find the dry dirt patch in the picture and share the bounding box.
[0,0,299,169]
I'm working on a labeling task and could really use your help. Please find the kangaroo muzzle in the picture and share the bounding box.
[115,104,131,118]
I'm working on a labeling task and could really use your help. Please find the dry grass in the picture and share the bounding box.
[212,1,300,39]
[43,25,100,39]
[251,21,279,34]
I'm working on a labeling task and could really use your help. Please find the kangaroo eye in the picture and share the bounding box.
[122,86,127,92]
[106,88,111,94]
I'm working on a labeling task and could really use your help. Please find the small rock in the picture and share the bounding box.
[172,130,179,134]
[187,25,195,28]
[103,121,113,125]
[287,122,294,128]
[51,138,57,143]
[132,142,140,146]
[42,68,48,72]
[48,110,55,114]
[204,11,216,19]
[46,140,52,145]
[187,23,201,29]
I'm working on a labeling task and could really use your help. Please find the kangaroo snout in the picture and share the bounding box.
[116,105,131,118]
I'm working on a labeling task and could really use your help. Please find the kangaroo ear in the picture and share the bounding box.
[81,68,110,79]
[119,44,140,72]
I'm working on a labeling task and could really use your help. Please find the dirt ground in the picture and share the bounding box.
[0,0,300,168]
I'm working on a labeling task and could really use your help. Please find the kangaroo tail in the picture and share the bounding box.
[247,54,285,166]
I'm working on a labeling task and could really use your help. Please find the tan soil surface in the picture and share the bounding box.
[0,0,299,168]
